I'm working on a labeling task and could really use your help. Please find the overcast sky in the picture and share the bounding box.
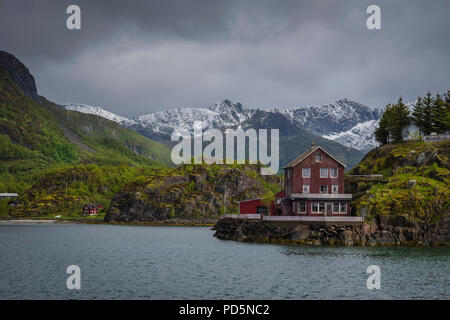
[1,0,449,116]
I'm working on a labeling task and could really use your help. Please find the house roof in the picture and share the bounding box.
[283,145,347,169]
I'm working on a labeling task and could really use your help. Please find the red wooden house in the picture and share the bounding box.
[82,204,102,215]
[239,143,352,216]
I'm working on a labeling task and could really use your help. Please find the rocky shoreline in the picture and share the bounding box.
[213,214,450,246]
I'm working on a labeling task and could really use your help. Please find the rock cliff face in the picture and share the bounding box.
[105,164,283,222]
[0,51,39,102]
[213,212,450,246]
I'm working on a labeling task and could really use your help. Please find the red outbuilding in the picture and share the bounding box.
[82,204,102,215]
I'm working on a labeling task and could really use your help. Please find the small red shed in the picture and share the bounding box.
[239,199,270,216]
[82,204,102,215]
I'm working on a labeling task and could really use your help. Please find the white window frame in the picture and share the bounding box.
[330,168,338,178]
[292,201,296,213]
[332,185,338,194]
[315,154,322,162]
[311,202,319,213]
[320,185,328,194]
[302,185,309,194]
[297,202,306,214]
[302,168,311,178]
[333,202,340,213]
[320,168,328,178]
[340,203,347,213]
[319,202,326,213]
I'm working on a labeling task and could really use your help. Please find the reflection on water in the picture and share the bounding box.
[0,224,449,299]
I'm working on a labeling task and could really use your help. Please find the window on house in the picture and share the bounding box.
[292,202,296,213]
[298,202,306,213]
[340,203,347,213]
[302,168,311,178]
[303,185,309,193]
[319,203,326,212]
[312,203,319,213]
[330,168,338,178]
[257,207,268,215]
[332,185,338,194]
[320,168,328,178]
[320,185,328,194]
[316,154,322,162]
[333,203,339,212]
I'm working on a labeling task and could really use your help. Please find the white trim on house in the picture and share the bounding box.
[302,168,311,178]
[291,193,352,200]
[283,146,347,169]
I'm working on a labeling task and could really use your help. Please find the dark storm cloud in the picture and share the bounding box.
[1,0,449,116]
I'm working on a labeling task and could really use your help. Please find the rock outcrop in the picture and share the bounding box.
[105,164,283,222]
[0,50,39,102]
[213,211,450,246]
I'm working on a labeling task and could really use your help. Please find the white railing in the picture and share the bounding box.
[263,216,363,222]
[289,193,352,200]
[222,214,364,223]
[222,214,261,219]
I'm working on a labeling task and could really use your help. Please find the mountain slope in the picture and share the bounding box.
[323,119,380,152]
[237,110,364,168]
[0,52,171,195]
[281,99,381,136]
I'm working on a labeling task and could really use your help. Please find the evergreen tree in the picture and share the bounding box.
[375,104,390,145]
[375,98,411,144]
[431,93,448,133]
[412,96,424,131]
[421,92,435,135]
[389,97,411,143]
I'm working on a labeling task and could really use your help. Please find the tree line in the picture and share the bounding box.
[375,91,450,145]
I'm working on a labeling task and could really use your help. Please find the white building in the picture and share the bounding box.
[0,193,18,200]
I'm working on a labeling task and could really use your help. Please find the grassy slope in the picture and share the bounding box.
[0,66,171,218]
[348,140,450,227]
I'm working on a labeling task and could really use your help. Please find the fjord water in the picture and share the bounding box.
[0,224,448,299]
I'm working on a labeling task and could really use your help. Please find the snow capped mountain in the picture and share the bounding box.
[134,99,254,137]
[323,119,380,152]
[63,103,136,126]
[61,98,382,153]
[280,98,381,136]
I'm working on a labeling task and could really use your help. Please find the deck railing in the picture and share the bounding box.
[346,174,383,182]
[222,214,364,223]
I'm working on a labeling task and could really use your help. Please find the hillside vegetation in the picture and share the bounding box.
[0,53,172,218]
[105,163,283,222]
[348,140,449,231]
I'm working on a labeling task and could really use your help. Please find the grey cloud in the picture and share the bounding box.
[1,0,449,117]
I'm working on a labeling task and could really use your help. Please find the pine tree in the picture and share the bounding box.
[389,97,411,143]
[375,104,390,145]
[421,92,435,135]
[412,96,424,131]
[431,93,448,133]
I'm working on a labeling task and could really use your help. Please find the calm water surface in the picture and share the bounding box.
[0,224,449,299]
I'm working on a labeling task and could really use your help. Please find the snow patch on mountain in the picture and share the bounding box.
[62,99,383,152]
[134,99,254,136]
[63,103,136,126]
[280,98,381,136]
[323,119,380,152]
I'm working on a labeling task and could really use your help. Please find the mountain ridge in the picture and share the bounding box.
[62,98,382,153]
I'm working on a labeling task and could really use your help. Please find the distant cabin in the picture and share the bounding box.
[239,144,352,217]
[82,204,102,215]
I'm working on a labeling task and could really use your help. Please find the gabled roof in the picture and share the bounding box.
[283,145,347,169]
